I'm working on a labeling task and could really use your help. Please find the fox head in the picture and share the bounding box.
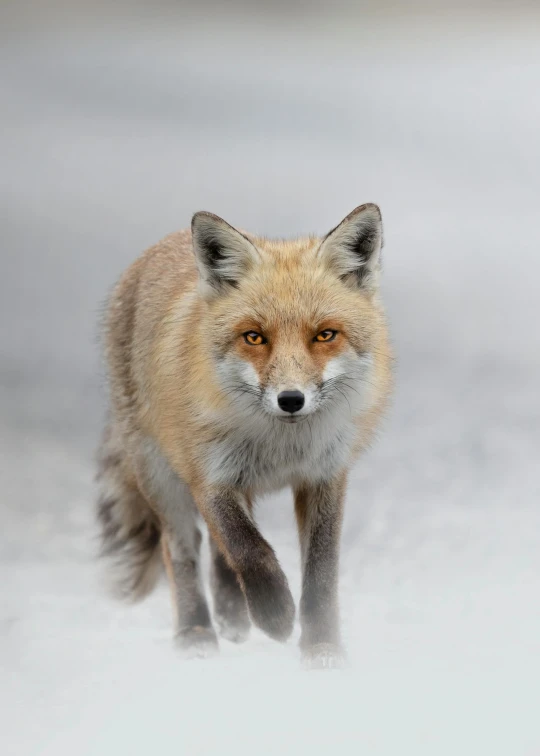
[191,204,389,425]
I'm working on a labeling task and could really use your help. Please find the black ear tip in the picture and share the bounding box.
[191,211,225,230]
[349,202,382,222]
[366,202,382,219]
[191,211,205,231]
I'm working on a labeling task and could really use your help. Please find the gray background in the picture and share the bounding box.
[2,2,539,754]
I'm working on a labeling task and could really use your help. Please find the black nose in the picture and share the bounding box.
[277,390,305,414]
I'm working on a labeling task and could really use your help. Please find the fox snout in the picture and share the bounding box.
[277,390,305,414]
[261,382,318,421]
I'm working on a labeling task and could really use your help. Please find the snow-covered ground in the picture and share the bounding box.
[2,3,540,754]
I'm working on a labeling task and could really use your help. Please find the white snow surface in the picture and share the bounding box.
[1,3,540,754]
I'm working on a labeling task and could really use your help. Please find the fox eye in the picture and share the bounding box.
[315,329,338,343]
[244,331,266,346]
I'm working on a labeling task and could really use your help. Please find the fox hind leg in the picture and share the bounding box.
[161,524,218,658]
[210,537,250,643]
[136,441,218,657]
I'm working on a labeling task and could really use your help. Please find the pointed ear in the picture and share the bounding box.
[191,211,260,295]
[317,203,383,291]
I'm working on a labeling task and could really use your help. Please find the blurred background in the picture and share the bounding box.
[2,1,540,754]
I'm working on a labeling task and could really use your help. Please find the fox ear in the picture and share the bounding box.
[191,211,260,295]
[317,203,383,291]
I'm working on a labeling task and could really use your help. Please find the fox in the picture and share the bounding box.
[96,203,393,668]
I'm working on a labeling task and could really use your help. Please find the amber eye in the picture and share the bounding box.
[244,331,266,345]
[315,329,338,343]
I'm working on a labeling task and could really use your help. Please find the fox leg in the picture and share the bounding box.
[210,537,250,642]
[197,488,295,643]
[161,523,217,658]
[135,445,217,657]
[294,476,346,669]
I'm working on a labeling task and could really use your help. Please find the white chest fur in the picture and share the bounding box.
[203,411,356,492]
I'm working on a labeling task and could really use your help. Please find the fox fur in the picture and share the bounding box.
[96,203,393,667]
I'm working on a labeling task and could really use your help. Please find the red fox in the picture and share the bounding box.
[96,204,393,668]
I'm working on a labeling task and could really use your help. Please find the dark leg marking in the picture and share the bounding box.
[134,449,218,657]
[198,488,295,642]
[295,477,346,669]
[162,533,218,659]
[210,537,250,643]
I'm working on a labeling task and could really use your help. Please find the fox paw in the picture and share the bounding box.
[213,588,251,643]
[301,643,346,670]
[215,612,251,643]
[175,626,219,659]
[242,567,295,642]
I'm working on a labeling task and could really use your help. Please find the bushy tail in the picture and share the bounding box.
[96,426,162,602]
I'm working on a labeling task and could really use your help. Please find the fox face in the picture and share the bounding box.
[192,204,386,427]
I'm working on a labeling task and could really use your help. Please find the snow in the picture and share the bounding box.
[1,3,540,754]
